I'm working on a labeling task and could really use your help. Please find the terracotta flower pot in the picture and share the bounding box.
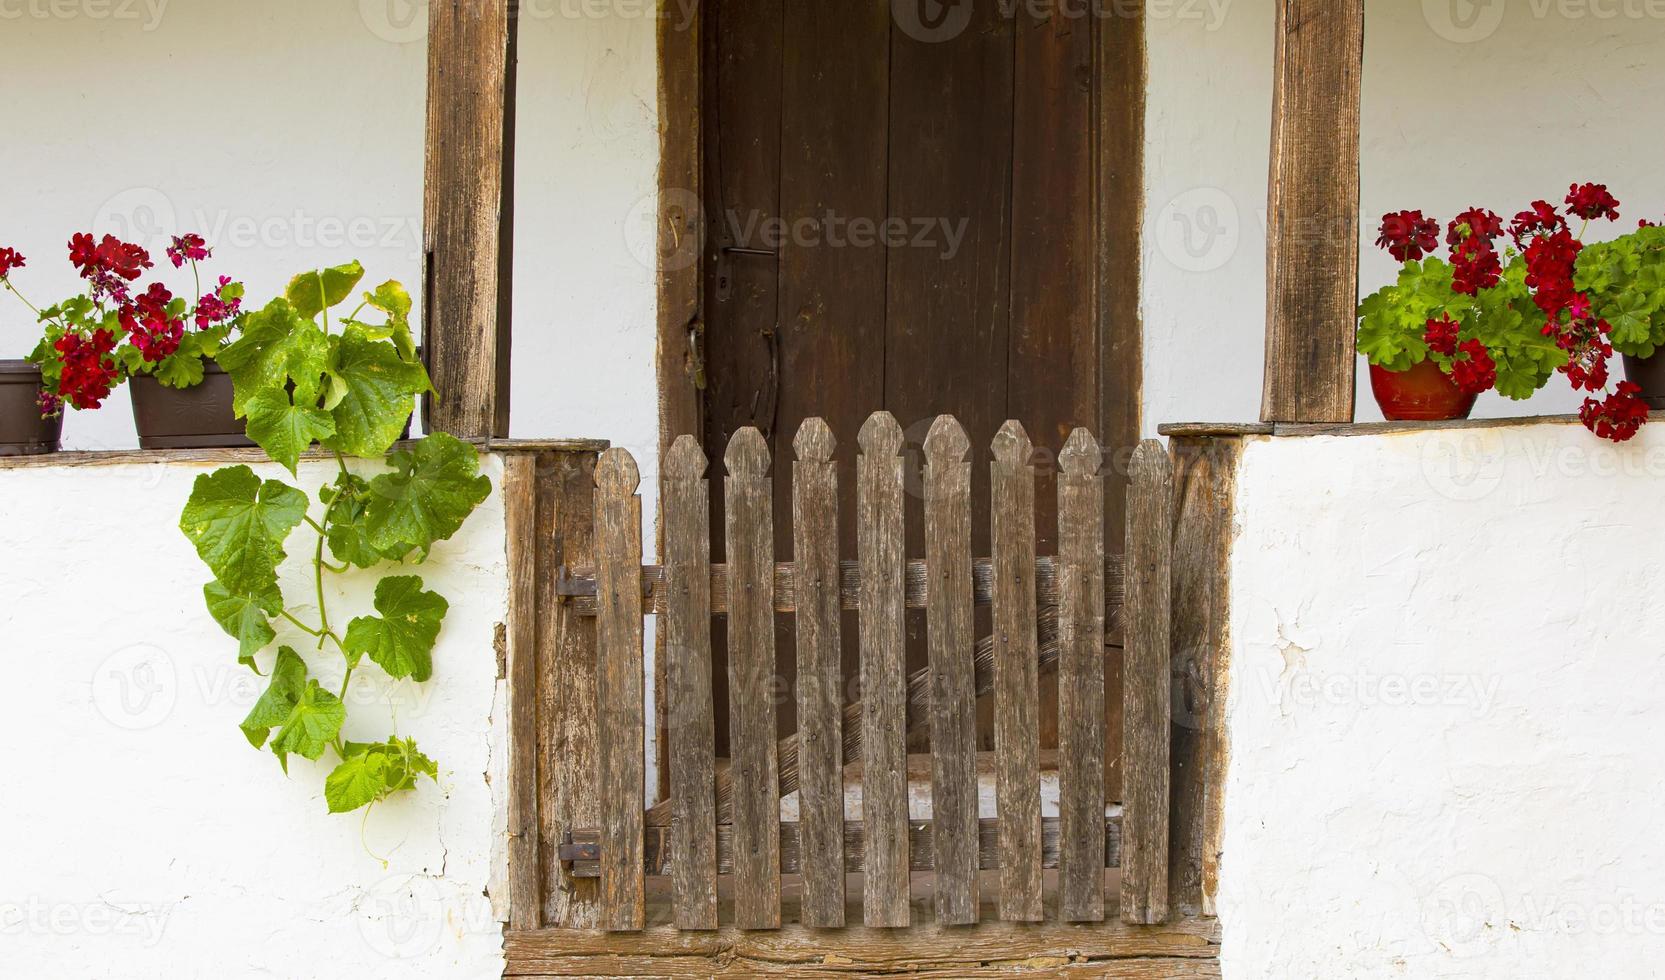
[129,359,255,450]
[1623,353,1665,410]
[0,360,63,456]
[1368,360,1478,422]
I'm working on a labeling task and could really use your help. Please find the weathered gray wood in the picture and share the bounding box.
[989,421,1041,922]
[1168,436,1244,919]
[791,419,844,928]
[663,436,717,930]
[566,815,1122,877]
[541,451,601,928]
[503,454,541,930]
[1123,440,1173,925]
[559,554,1125,618]
[923,415,978,925]
[593,448,645,931]
[724,427,781,930]
[856,411,909,927]
[1058,429,1107,922]
[423,0,514,437]
[1262,0,1364,424]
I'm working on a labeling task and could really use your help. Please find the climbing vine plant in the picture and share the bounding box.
[178,261,491,814]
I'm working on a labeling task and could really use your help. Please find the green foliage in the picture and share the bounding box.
[181,262,492,818]
[1356,255,1564,400]
[1575,225,1665,357]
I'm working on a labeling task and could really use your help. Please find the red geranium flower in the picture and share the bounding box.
[1450,339,1497,395]
[1580,382,1649,442]
[166,233,210,269]
[1451,235,1503,295]
[1523,229,1582,318]
[1376,210,1441,262]
[1566,183,1621,222]
[1447,208,1503,247]
[1510,201,1568,246]
[53,327,121,409]
[1424,315,1461,357]
[0,246,25,279]
[67,232,153,305]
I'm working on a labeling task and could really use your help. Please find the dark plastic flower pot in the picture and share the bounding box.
[129,359,256,450]
[1369,360,1478,422]
[0,360,63,456]
[1623,353,1665,410]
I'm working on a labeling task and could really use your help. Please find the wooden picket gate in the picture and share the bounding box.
[506,411,1177,941]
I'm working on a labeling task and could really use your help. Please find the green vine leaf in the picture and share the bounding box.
[244,389,337,474]
[180,466,308,595]
[286,261,365,320]
[326,737,438,813]
[323,324,430,458]
[270,681,347,772]
[343,576,448,681]
[322,474,407,568]
[204,579,283,670]
[358,280,418,362]
[241,647,308,749]
[365,433,491,560]
[216,299,330,416]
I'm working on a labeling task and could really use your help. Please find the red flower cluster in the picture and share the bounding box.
[1376,210,1441,262]
[1550,295,1614,392]
[1510,201,1567,246]
[0,246,24,279]
[120,282,186,362]
[53,328,120,409]
[194,275,241,329]
[1448,208,1504,295]
[1450,339,1497,395]
[1566,182,1621,223]
[1424,315,1461,356]
[1580,382,1649,442]
[166,234,210,269]
[1524,229,1583,319]
[68,233,152,305]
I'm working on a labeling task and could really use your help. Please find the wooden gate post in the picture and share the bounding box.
[1261,0,1365,424]
[423,0,517,438]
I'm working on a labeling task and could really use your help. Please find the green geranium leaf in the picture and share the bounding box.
[154,337,208,389]
[244,389,337,474]
[343,575,448,681]
[286,261,366,320]
[365,433,491,560]
[217,299,331,415]
[269,680,346,772]
[323,325,429,458]
[240,647,309,748]
[204,579,283,670]
[180,466,308,595]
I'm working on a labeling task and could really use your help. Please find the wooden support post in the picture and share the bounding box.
[1122,440,1173,925]
[504,454,541,930]
[423,0,517,438]
[1168,435,1245,919]
[1261,0,1365,424]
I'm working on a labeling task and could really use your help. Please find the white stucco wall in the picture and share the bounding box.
[0,455,510,979]
[1220,420,1665,978]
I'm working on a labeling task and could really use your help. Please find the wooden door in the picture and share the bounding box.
[694,0,1142,776]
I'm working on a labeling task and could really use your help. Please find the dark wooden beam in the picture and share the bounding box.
[423,0,517,438]
[1261,0,1365,424]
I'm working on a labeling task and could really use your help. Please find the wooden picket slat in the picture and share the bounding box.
[663,436,717,931]
[594,448,644,931]
[923,415,979,925]
[856,411,910,928]
[724,427,782,930]
[1122,440,1173,925]
[792,419,845,927]
[990,421,1042,922]
[1058,429,1107,922]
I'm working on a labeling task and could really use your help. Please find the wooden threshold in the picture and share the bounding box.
[504,910,1220,977]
